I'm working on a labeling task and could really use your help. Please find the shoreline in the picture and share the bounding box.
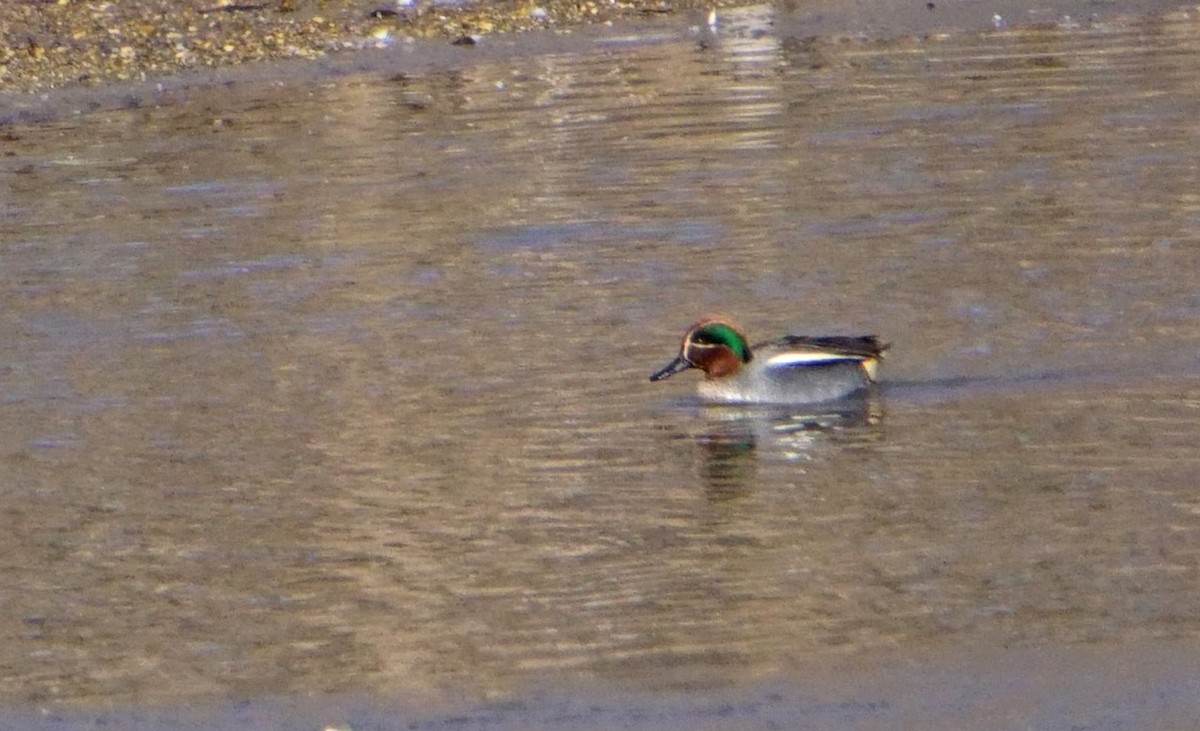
[1,0,1195,108]
[0,0,748,95]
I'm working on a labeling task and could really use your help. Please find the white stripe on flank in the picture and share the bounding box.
[764,352,859,367]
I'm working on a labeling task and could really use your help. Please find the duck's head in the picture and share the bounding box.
[650,315,752,382]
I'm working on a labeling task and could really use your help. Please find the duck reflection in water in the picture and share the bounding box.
[692,393,883,497]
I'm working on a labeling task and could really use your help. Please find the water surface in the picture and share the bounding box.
[3,6,1200,728]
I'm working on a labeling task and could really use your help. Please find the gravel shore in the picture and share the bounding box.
[0,0,740,93]
[3,1,1194,96]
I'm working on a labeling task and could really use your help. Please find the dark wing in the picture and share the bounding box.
[762,335,889,360]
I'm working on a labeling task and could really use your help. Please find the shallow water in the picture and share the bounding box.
[3,5,1200,727]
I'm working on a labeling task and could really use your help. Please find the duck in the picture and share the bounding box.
[650,314,888,404]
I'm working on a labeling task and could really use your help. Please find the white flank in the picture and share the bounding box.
[764,352,858,367]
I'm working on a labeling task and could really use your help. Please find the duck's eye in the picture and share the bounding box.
[691,332,717,345]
